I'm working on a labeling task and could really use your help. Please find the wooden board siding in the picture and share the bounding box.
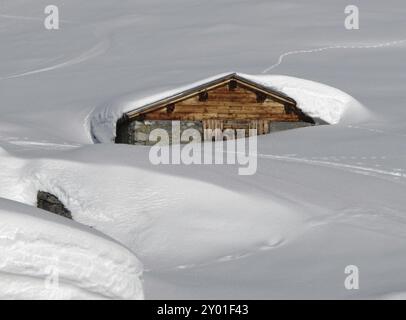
[249,120,270,135]
[203,119,223,141]
[138,83,304,122]
[208,119,270,138]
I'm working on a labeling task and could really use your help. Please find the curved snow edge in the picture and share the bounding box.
[89,73,369,143]
[241,74,369,126]
[0,198,144,300]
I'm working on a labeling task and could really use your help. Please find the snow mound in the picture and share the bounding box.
[7,145,307,269]
[241,74,368,125]
[379,292,406,300]
[89,73,367,143]
[0,197,143,300]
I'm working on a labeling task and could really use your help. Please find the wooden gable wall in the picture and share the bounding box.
[135,82,306,122]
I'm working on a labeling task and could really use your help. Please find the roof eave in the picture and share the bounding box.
[125,73,297,119]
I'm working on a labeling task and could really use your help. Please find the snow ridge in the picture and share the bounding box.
[262,39,406,73]
[0,198,144,300]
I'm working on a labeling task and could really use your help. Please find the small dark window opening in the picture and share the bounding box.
[199,91,209,102]
[115,114,130,144]
[256,92,267,103]
[228,80,237,91]
[166,104,175,114]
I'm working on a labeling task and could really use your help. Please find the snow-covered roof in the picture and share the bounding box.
[123,72,297,119]
[89,73,367,143]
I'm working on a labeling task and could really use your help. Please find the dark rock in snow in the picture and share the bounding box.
[37,191,72,219]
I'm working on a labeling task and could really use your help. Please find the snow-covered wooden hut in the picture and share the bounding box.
[115,73,315,145]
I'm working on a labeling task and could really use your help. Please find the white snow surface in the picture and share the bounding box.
[90,72,368,143]
[0,197,143,300]
[241,74,369,125]
[1,0,406,299]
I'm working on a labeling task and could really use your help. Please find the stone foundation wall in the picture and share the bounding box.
[118,119,316,145]
[128,120,203,145]
[37,191,72,219]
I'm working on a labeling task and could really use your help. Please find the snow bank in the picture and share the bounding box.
[241,74,368,125]
[89,73,367,143]
[0,197,143,300]
[0,140,306,270]
[7,146,307,269]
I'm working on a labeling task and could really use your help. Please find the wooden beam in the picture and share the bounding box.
[166,104,175,114]
[228,80,237,91]
[198,91,208,102]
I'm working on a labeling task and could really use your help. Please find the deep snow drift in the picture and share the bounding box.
[0,142,307,268]
[1,0,406,299]
[0,197,143,299]
[90,73,368,143]
[241,74,368,125]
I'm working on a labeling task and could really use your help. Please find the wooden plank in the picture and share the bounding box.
[177,95,283,104]
[175,104,285,111]
[264,120,269,133]
[143,113,301,120]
